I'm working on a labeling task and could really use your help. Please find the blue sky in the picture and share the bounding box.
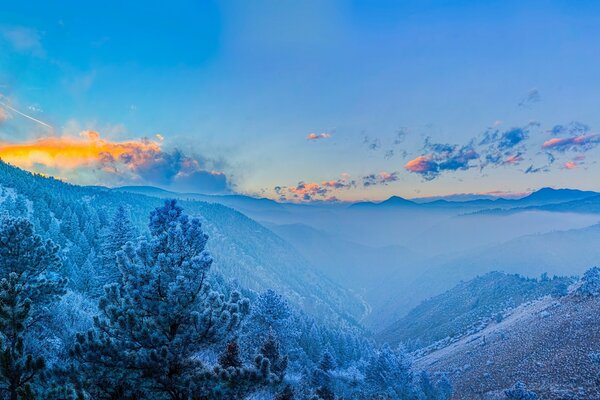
[1,0,600,201]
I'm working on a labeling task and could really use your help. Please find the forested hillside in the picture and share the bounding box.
[0,161,452,399]
[0,161,365,323]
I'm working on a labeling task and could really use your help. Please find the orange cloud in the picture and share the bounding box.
[542,134,600,150]
[0,131,161,171]
[503,154,523,165]
[564,161,577,169]
[0,131,231,192]
[275,176,356,201]
[405,155,435,173]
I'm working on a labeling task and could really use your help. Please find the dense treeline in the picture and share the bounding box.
[0,161,451,399]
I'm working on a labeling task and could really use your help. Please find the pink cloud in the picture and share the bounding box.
[307,132,331,141]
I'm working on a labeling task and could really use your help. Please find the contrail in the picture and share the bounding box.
[0,101,54,132]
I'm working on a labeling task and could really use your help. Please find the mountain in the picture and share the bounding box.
[0,161,366,324]
[348,188,599,213]
[518,187,599,205]
[377,271,572,349]
[416,288,600,399]
[350,195,418,209]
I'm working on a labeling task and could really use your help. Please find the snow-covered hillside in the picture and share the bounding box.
[417,289,600,399]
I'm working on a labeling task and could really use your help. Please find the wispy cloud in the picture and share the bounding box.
[274,175,356,202]
[1,26,45,57]
[362,171,400,187]
[542,134,600,152]
[517,88,541,108]
[307,132,331,140]
[546,121,590,136]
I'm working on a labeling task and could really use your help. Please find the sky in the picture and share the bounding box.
[1,0,600,202]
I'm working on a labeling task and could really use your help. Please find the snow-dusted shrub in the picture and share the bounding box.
[576,267,600,297]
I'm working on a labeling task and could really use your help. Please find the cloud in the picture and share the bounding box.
[502,153,524,165]
[307,132,331,140]
[405,141,479,180]
[274,176,355,202]
[517,88,541,108]
[1,26,44,57]
[479,124,536,168]
[362,171,400,187]
[363,135,381,151]
[0,131,230,193]
[564,161,577,170]
[0,108,7,124]
[524,164,549,174]
[363,128,410,159]
[546,121,590,136]
[542,134,600,152]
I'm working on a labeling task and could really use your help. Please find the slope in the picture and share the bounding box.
[0,161,366,324]
[416,291,600,399]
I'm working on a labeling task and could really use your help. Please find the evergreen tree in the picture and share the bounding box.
[254,328,288,383]
[243,289,298,364]
[219,341,243,369]
[0,217,66,399]
[311,350,337,400]
[364,345,416,400]
[73,200,252,399]
[98,205,137,286]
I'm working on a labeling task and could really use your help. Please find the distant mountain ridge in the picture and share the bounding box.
[351,187,600,210]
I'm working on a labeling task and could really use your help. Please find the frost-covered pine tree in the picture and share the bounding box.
[98,204,137,287]
[243,289,298,362]
[311,350,337,400]
[364,345,416,400]
[219,340,243,369]
[254,328,288,383]
[72,200,252,399]
[0,217,66,399]
[576,267,600,297]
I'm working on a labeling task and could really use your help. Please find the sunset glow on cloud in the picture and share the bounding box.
[0,131,161,171]
[306,132,331,141]
[0,131,230,193]
[542,134,600,151]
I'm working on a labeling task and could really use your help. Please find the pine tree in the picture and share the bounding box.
[243,289,297,362]
[219,341,243,369]
[311,350,337,400]
[98,205,137,286]
[0,217,66,399]
[73,200,252,400]
[254,328,288,383]
[364,345,416,400]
